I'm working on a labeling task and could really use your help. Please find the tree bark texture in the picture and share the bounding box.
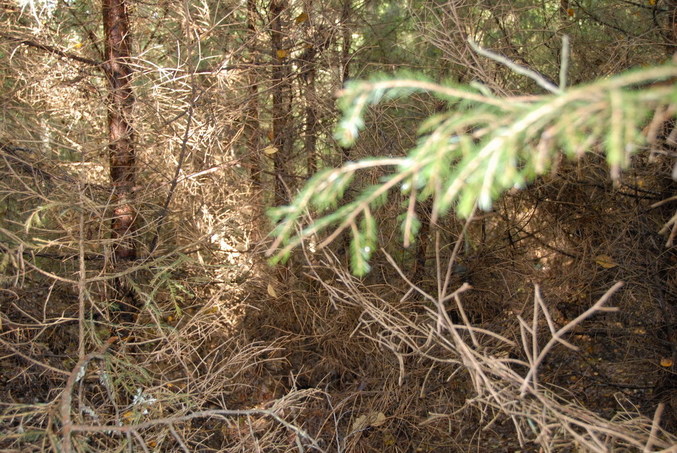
[270,0,292,206]
[298,38,318,176]
[339,0,353,165]
[102,0,137,260]
[559,0,570,20]
[303,67,318,176]
[667,1,677,56]
[245,0,262,187]
[412,200,432,283]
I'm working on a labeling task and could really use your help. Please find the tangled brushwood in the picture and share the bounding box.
[1,130,677,452]
[2,0,677,451]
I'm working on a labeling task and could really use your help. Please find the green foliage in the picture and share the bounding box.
[268,61,677,275]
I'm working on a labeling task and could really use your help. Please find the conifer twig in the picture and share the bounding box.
[468,38,561,94]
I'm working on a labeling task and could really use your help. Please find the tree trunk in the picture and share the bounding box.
[340,0,353,166]
[270,0,291,206]
[301,51,318,176]
[102,0,137,261]
[666,1,677,56]
[412,200,432,283]
[337,0,354,259]
[340,0,352,85]
[559,0,570,20]
[245,0,262,188]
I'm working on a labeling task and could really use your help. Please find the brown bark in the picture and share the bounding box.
[339,0,354,166]
[667,0,677,56]
[270,0,292,206]
[102,0,137,260]
[336,0,354,259]
[304,68,318,176]
[559,0,570,20]
[245,0,262,187]
[412,200,432,283]
[340,0,352,85]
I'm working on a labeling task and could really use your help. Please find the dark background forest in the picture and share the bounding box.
[1,0,677,451]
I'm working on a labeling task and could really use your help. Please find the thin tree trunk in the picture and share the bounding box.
[302,54,317,176]
[270,0,291,206]
[666,0,677,56]
[102,0,137,261]
[412,200,432,283]
[337,0,353,259]
[339,0,353,168]
[559,0,570,20]
[340,0,352,86]
[246,0,262,188]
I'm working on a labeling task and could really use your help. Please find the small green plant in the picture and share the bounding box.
[268,43,677,275]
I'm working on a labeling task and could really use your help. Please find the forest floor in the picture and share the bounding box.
[1,156,677,451]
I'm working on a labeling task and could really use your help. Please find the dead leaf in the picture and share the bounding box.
[351,415,367,432]
[371,411,386,427]
[594,255,618,269]
[263,145,278,155]
[351,411,386,432]
[295,12,309,24]
[267,283,277,298]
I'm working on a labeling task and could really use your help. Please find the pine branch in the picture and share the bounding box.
[0,33,102,67]
[268,60,677,275]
